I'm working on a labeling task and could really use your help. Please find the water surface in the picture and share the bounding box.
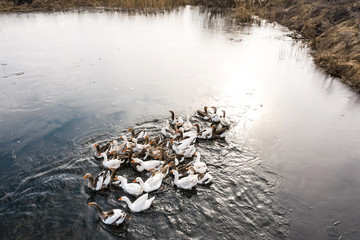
[1,6,360,239]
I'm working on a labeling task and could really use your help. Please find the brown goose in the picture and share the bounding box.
[169,110,184,127]
[93,142,110,158]
[83,170,111,191]
[214,125,230,139]
[88,202,126,225]
[195,106,210,121]
[194,123,215,139]
[128,128,148,142]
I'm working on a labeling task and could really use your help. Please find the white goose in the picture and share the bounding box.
[134,173,165,192]
[193,152,207,174]
[109,140,120,153]
[119,193,155,212]
[131,158,164,172]
[210,106,220,124]
[170,169,198,190]
[182,115,193,132]
[88,202,126,225]
[220,110,230,127]
[101,153,124,169]
[116,176,143,196]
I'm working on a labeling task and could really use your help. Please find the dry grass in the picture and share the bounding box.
[233,1,252,22]
[0,0,192,11]
[250,0,360,90]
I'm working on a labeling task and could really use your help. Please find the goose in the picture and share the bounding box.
[93,142,110,158]
[109,140,120,153]
[133,170,166,192]
[88,202,126,225]
[127,138,145,153]
[214,125,229,139]
[118,193,155,212]
[182,115,193,132]
[83,170,111,191]
[187,167,213,184]
[182,144,197,158]
[119,135,129,146]
[132,147,149,160]
[210,106,220,124]
[128,128,148,142]
[198,172,213,184]
[161,120,178,139]
[171,169,198,190]
[220,110,230,127]
[101,153,124,169]
[170,162,192,177]
[169,110,184,127]
[194,124,215,140]
[195,106,210,121]
[193,152,207,174]
[131,158,164,172]
[171,135,197,154]
[116,176,143,196]
[151,163,171,177]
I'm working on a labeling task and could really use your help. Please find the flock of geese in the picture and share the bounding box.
[85,106,231,226]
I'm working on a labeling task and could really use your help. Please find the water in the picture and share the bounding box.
[1,6,360,239]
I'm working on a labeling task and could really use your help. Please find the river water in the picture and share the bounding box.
[0,6,359,240]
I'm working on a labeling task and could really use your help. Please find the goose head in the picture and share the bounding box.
[83,173,93,179]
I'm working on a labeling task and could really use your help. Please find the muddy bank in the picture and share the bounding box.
[1,0,359,90]
[246,0,360,90]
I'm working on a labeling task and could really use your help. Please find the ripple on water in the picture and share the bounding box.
[0,117,290,239]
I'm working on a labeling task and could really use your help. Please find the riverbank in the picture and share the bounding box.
[250,0,360,91]
[1,0,359,90]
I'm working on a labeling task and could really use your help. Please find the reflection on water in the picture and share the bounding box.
[0,6,360,240]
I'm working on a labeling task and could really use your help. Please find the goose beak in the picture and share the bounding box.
[155,156,159,159]
[88,202,94,205]
[133,179,137,183]
[186,167,190,170]
[170,170,174,173]
[118,197,122,201]
[83,175,87,179]
[131,159,135,163]
[114,177,118,181]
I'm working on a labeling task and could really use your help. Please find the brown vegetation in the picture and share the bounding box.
[0,0,193,11]
[0,0,359,89]
[251,0,360,90]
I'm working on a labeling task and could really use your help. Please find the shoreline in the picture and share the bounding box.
[250,0,360,91]
[1,0,359,91]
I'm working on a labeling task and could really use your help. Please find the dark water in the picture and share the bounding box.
[1,6,360,239]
